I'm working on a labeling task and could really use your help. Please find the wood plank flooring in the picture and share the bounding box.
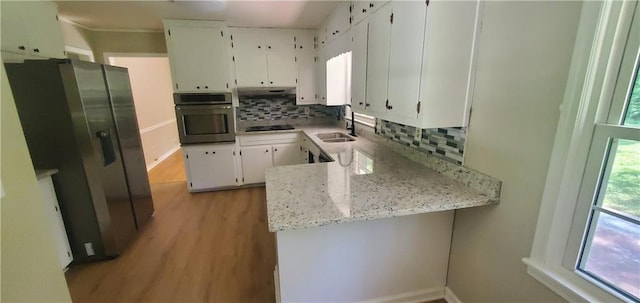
[65,182,276,302]
[147,149,187,184]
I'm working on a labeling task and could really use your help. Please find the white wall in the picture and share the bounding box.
[445,1,583,302]
[109,57,179,169]
[1,65,72,302]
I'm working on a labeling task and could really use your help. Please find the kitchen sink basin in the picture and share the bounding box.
[316,132,356,143]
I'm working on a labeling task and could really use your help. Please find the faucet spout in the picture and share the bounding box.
[344,104,357,137]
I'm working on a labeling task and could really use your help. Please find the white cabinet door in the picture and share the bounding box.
[0,1,28,55]
[234,52,269,87]
[267,53,297,86]
[166,26,207,92]
[418,0,480,128]
[351,21,369,112]
[199,27,231,91]
[266,29,295,52]
[294,30,315,52]
[351,1,371,25]
[365,4,392,116]
[296,53,316,105]
[230,28,264,52]
[184,144,237,190]
[326,2,351,40]
[25,1,65,59]
[38,177,73,269]
[317,25,328,48]
[164,22,232,93]
[315,48,327,104]
[386,1,427,124]
[241,146,273,184]
[272,143,301,166]
[0,1,65,59]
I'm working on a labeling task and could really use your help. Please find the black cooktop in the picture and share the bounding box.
[245,124,295,132]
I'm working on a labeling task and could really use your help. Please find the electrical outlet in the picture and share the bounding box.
[414,128,422,141]
[84,242,95,256]
[304,107,310,114]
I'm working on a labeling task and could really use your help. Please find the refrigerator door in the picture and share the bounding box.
[63,61,138,255]
[102,65,155,229]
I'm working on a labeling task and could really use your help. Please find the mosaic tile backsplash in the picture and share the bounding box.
[237,95,332,121]
[376,119,466,165]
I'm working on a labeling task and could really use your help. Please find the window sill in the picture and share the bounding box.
[522,258,629,303]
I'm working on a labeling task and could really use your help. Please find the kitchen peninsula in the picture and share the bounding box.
[263,125,501,302]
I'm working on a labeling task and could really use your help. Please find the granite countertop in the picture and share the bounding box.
[258,124,501,232]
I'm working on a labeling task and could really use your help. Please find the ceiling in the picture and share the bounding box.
[55,1,341,31]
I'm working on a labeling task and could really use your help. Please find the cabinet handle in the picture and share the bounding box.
[270,81,273,84]
[212,151,216,154]
[370,3,374,8]
[258,46,261,49]
[365,103,370,107]
[268,46,272,49]
[261,81,264,84]
[274,148,278,152]
[18,45,25,50]
[33,48,40,53]
[196,86,200,89]
[359,102,364,105]
[362,8,367,13]
[266,149,269,153]
[301,97,304,100]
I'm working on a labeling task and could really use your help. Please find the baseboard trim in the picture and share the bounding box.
[146,145,180,171]
[358,287,445,303]
[139,119,176,135]
[444,287,462,303]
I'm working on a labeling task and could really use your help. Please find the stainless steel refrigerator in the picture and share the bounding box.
[6,59,154,262]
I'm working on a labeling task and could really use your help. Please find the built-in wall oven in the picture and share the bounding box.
[174,93,235,144]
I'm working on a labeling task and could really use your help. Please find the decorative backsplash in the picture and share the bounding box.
[237,95,332,121]
[376,119,466,165]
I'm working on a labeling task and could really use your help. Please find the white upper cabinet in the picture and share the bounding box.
[266,53,297,86]
[163,20,232,93]
[365,3,392,116]
[294,30,315,52]
[297,53,316,104]
[418,0,481,128]
[326,2,352,41]
[234,52,269,87]
[265,29,295,52]
[315,48,327,104]
[386,1,428,124]
[351,21,369,112]
[230,28,263,52]
[351,1,390,26]
[230,27,297,88]
[1,1,65,59]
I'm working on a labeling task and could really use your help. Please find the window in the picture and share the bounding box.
[524,2,640,303]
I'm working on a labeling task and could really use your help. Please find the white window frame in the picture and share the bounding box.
[523,1,639,303]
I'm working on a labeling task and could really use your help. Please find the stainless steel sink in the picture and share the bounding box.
[316,132,356,143]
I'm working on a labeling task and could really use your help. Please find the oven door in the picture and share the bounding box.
[175,105,235,144]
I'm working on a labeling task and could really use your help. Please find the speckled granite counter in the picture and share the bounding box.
[253,125,501,232]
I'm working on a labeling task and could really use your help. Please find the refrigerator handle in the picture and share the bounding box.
[96,129,116,166]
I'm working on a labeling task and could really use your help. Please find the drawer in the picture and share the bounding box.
[238,132,301,146]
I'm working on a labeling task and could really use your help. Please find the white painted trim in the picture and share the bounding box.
[146,145,180,172]
[357,287,445,303]
[58,17,162,33]
[64,46,94,62]
[444,287,462,303]
[139,119,176,135]
[105,52,168,66]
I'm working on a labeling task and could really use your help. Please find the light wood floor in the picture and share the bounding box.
[147,149,187,184]
[65,152,276,302]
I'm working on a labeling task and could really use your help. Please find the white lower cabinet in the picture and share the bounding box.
[183,143,239,191]
[38,174,73,269]
[240,145,274,184]
[238,133,303,184]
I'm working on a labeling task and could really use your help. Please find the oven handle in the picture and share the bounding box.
[176,104,232,111]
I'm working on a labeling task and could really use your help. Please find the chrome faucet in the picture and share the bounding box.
[344,104,357,137]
